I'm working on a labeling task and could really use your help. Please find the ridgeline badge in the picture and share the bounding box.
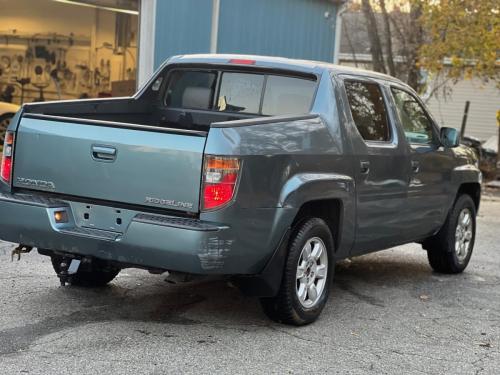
[145,196,194,209]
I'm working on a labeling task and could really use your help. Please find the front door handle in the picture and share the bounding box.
[91,145,117,162]
[360,161,370,174]
[411,160,420,173]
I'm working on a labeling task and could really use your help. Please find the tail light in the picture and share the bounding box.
[1,131,14,183]
[202,156,241,210]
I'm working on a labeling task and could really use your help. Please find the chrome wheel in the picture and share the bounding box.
[0,115,12,144]
[455,208,473,263]
[296,237,328,308]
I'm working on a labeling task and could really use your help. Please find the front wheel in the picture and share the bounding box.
[424,194,476,274]
[50,255,120,287]
[260,218,334,325]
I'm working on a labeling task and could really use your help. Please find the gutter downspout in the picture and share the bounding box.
[210,0,221,53]
[333,1,347,65]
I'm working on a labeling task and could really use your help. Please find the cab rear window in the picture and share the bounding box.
[164,70,317,116]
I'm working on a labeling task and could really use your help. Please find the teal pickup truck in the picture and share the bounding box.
[0,55,481,325]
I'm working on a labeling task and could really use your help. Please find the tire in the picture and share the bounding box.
[0,113,14,145]
[260,218,334,325]
[50,255,120,287]
[424,194,476,274]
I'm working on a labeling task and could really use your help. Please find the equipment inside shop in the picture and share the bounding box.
[0,0,139,105]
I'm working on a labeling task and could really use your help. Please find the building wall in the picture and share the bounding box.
[426,79,500,141]
[216,0,337,62]
[0,0,100,36]
[152,0,339,70]
[153,0,213,69]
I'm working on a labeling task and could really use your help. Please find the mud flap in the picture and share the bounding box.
[233,228,291,297]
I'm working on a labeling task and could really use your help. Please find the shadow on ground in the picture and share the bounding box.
[0,251,460,356]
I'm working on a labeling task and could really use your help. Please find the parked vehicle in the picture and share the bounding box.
[0,55,481,325]
[0,101,20,144]
[461,135,497,180]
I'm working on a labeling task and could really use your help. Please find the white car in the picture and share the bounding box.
[0,102,20,143]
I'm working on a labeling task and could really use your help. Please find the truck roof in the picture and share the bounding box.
[168,53,403,84]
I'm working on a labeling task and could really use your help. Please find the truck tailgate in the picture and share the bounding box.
[13,115,206,213]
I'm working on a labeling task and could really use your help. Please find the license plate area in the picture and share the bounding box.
[69,202,136,233]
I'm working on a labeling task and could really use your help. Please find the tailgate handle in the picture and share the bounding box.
[91,145,117,161]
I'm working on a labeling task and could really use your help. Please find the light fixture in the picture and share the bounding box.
[54,210,69,223]
[52,0,139,15]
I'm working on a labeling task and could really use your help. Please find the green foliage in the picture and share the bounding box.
[419,0,500,83]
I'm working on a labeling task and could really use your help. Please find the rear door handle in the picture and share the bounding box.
[360,161,370,174]
[411,160,420,173]
[91,145,117,162]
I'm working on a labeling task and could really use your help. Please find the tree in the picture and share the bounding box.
[389,1,424,91]
[348,0,425,91]
[419,0,500,85]
[379,0,396,77]
[345,0,499,93]
[360,0,386,74]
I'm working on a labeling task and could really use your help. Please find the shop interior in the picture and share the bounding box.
[0,0,139,105]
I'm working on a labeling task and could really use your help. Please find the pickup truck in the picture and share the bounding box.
[0,54,481,325]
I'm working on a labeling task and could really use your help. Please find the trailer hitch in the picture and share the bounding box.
[57,257,82,286]
[57,258,71,286]
[11,245,33,261]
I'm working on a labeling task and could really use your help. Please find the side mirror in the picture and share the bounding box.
[440,127,460,148]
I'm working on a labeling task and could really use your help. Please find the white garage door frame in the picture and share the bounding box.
[137,0,157,87]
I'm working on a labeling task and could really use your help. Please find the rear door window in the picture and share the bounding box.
[344,80,391,142]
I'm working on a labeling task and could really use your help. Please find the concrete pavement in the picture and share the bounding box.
[0,200,499,374]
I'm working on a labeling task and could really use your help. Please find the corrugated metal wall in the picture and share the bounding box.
[217,0,337,62]
[153,0,338,69]
[426,79,500,141]
[154,0,213,68]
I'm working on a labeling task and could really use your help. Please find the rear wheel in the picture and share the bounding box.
[424,194,476,274]
[50,255,120,287]
[260,218,334,325]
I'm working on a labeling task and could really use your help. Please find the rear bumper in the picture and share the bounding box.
[0,191,282,275]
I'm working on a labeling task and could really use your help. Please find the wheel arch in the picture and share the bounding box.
[451,162,482,211]
[290,199,343,254]
[279,173,355,259]
[456,182,481,212]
